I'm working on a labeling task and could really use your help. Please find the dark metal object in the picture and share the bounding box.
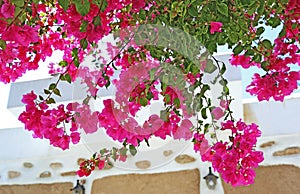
[203,167,219,190]
[70,180,85,194]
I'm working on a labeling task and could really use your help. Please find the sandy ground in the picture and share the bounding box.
[0,182,73,194]
[222,165,300,194]
[91,169,200,194]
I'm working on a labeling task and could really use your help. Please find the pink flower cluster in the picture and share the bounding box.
[18,91,80,150]
[228,0,300,102]
[0,2,85,83]
[230,55,260,69]
[96,49,195,145]
[194,120,264,186]
[247,71,300,101]
[18,91,101,150]
[55,3,111,43]
[0,0,148,84]
[247,35,300,101]
[113,53,160,115]
[77,158,102,177]
[0,1,41,83]
[76,66,113,97]
[99,99,193,146]
[77,147,127,177]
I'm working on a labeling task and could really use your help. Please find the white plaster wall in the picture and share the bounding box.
[244,93,300,136]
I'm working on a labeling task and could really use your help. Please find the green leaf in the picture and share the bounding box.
[0,39,6,50]
[201,108,207,119]
[188,5,198,17]
[58,0,70,11]
[58,60,68,67]
[257,0,265,14]
[256,27,265,35]
[80,38,88,50]
[207,42,217,53]
[233,44,243,55]
[44,89,50,94]
[139,97,148,106]
[74,58,80,68]
[46,98,56,104]
[53,88,61,97]
[111,152,117,161]
[93,0,108,11]
[174,98,180,108]
[245,49,255,56]
[261,61,269,71]
[129,145,137,156]
[74,0,90,16]
[80,20,89,32]
[72,48,79,57]
[267,17,281,28]
[100,0,108,11]
[165,94,171,104]
[261,39,272,49]
[93,16,101,26]
[228,32,238,43]
[220,63,226,75]
[139,9,146,20]
[217,3,228,17]
[119,147,128,156]
[204,59,217,73]
[49,83,56,90]
[223,85,229,95]
[11,0,24,7]
[240,0,251,5]
[199,84,210,96]
[253,54,262,62]
[219,79,228,86]
[279,27,286,38]
[65,73,72,83]
[100,148,107,155]
[160,110,169,122]
[39,95,44,101]
[149,68,157,81]
[146,92,154,100]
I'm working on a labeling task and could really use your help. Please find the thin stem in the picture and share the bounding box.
[6,0,29,29]
[212,56,234,121]
[103,32,135,74]
[45,48,82,101]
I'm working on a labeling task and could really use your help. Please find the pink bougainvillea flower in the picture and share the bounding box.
[220,100,229,109]
[1,2,15,18]
[247,71,300,102]
[70,132,81,144]
[98,160,105,170]
[210,22,223,34]
[132,0,146,11]
[211,107,224,120]
[118,155,127,162]
[194,120,263,186]
[72,103,100,134]
[230,54,260,69]
[173,119,193,140]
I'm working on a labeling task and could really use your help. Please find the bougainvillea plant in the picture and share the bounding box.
[1,0,299,187]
